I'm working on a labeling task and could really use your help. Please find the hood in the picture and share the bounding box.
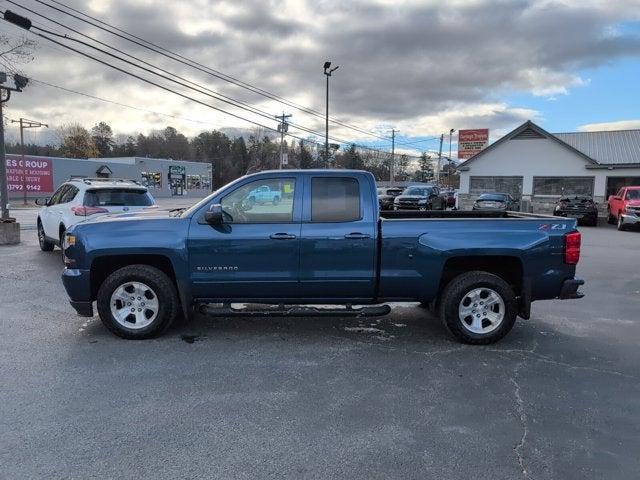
[81,208,179,224]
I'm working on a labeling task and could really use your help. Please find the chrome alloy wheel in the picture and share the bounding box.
[458,287,505,334]
[110,281,159,329]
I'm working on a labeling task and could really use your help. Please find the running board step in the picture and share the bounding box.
[199,303,391,318]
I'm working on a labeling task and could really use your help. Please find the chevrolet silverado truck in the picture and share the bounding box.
[61,170,584,344]
[607,186,640,231]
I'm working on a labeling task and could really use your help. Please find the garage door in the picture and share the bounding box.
[469,176,524,200]
[606,177,640,199]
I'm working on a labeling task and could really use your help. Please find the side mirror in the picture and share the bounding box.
[204,204,224,224]
[35,197,50,206]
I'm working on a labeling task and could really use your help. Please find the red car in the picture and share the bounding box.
[607,186,640,231]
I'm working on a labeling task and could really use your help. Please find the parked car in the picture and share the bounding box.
[553,195,598,226]
[377,187,403,210]
[61,170,584,345]
[36,178,156,251]
[246,185,282,206]
[607,186,640,231]
[472,193,519,211]
[393,185,446,210]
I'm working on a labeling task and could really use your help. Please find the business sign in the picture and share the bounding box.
[5,154,54,193]
[168,165,185,178]
[458,129,489,160]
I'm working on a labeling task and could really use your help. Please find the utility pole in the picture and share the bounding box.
[0,92,9,220]
[275,113,291,169]
[436,133,444,185]
[323,61,339,167]
[0,71,29,222]
[389,129,396,183]
[10,118,48,205]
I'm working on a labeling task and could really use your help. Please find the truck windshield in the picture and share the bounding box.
[626,190,640,200]
[403,187,432,196]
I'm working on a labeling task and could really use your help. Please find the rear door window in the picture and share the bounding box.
[60,185,79,204]
[84,189,154,207]
[311,177,361,222]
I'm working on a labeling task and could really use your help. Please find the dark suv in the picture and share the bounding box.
[377,187,403,210]
[393,185,446,211]
[554,195,598,226]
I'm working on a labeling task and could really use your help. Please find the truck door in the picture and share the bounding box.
[299,174,377,300]
[188,175,301,300]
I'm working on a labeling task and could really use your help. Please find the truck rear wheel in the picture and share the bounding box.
[439,271,517,344]
[97,265,179,339]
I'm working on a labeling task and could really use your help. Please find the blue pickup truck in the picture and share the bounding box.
[61,170,584,344]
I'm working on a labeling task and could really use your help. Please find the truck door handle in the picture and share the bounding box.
[344,232,371,239]
[270,233,297,240]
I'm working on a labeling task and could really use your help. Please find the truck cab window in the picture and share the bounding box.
[311,177,361,222]
[220,178,295,223]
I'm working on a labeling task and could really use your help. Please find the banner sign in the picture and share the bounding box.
[5,154,54,193]
[458,129,489,160]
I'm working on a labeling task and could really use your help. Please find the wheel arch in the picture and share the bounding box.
[438,255,524,299]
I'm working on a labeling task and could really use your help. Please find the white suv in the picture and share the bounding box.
[36,178,156,251]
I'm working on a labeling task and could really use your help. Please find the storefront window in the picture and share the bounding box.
[533,177,594,196]
[141,171,162,189]
[187,175,203,190]
[470,176,523,199]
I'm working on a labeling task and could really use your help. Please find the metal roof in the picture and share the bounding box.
[553,130,640,166]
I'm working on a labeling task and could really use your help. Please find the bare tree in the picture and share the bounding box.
[0,34,37,72]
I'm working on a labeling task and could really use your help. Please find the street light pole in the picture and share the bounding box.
[448,128,455,189]
[10,118,48,205]
[323,61,338,167]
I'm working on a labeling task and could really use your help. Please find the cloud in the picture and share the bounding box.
[2,0,640,144]
[578,119,640,131]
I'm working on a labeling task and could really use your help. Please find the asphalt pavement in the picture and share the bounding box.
[1,223,639,479]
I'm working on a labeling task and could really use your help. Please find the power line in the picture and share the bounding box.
[9,6,384,150]
[0,10,420,158]
[31,0,392,141]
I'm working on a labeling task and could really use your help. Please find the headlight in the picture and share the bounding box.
[63,233,76,249]
[555,206,561,211]
[418,199,428,204]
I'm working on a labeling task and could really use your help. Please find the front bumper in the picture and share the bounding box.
[621,212,640,225]
[394,203,427,210]
[559,278,585,299]
[62,268,94,317]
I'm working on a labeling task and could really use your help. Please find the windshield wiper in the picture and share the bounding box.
[168,207,186,217]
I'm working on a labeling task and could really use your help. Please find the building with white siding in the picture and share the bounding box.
[457,121,640,216]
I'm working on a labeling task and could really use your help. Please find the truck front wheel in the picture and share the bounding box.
[439,271,517,344]
[97,265,179,339]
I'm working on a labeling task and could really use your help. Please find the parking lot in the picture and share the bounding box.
[1,222,639,479]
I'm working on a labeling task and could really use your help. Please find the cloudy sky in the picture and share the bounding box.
[1,0,640,155]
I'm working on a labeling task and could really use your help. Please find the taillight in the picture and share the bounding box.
[564,231,581,265]
[71,206,109,216]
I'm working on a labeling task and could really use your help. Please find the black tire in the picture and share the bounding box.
[37,220,54,252]
[617,214,627,231]
[97,264,179,339]
[439,271,517,345]
[607,209,616,224]
[272,196,280,206]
